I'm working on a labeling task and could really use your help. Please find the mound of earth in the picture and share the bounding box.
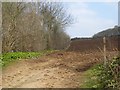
[2,51,116,88]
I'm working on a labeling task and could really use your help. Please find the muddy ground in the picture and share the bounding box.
[2,51,116,88]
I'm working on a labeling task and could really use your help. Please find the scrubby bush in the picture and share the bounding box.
[97,57,120,89]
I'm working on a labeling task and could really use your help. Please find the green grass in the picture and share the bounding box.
[81,64,103,88]
[81,57,120,89]
[1,50,56,67]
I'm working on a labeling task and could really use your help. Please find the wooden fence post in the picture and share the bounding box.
[103,37,107,67]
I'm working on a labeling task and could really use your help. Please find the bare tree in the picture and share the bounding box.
[2,2,26,52]
[36,2,72,49]
[2,2,72,52]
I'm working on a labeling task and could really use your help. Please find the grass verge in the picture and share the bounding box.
[81,57,120,89]
[80,64,102,88]
[1,50,56,68]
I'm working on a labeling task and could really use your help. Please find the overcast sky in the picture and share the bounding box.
[63,1,118,38]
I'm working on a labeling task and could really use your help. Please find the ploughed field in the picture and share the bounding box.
[68,37,119,52]
[2,50,116,88]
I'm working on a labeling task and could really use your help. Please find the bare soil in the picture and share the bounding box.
[2,51,116,88]
[68,37,119,52]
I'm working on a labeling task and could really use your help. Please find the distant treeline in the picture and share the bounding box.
[69,26,120,52]
[71,26,120,41]
[93,26,120,38]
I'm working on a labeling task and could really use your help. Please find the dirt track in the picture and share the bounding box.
[2,51,112,88]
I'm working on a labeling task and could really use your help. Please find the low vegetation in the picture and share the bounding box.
[1,50,55,67]
[82,57,120,89]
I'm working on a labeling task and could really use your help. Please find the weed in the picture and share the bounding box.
[1,50,55,67]
[82,57,120,89]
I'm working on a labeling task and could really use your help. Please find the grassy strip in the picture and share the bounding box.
[0,54,2,68]
[1,50,56,67]
[81,64,102,88]
[81,57,120,89]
